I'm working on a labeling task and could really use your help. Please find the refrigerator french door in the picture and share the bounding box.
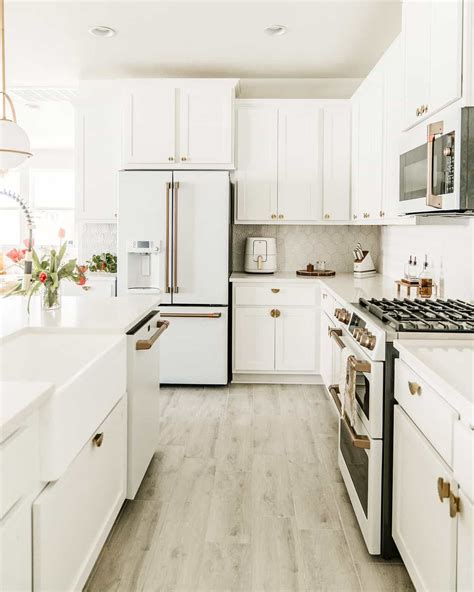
[118,170,230,384]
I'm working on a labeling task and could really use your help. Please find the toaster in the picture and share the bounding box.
[244,237,277,273]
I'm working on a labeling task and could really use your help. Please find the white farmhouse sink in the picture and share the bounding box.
[0,329,126,481]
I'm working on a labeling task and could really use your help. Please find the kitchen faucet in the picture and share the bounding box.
[1,188,34,289]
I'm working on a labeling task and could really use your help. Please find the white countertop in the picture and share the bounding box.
[0,295,161,339]
[0,381,54,438]
[230,272,400,303]
[394,340,474,425]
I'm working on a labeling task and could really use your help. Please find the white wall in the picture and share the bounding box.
[380,220,474,301]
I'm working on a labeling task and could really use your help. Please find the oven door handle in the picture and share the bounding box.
[328,327,346,350]
[329,385,371,450]
[426,121,444,209]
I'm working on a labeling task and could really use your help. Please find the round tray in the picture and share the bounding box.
[296,269,336,277]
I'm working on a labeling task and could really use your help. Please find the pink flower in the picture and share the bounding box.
[23,238,34,249]
[58,228,66,239]
[6,248,25,263]
[39,272,48,284]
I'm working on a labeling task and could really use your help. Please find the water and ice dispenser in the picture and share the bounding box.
[125,240,160,293]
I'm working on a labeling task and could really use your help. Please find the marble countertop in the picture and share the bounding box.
[394,340,474,426]
[230,272,400,303]
[0,295,161,339]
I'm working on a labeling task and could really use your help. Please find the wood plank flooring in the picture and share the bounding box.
[85,384,414,592]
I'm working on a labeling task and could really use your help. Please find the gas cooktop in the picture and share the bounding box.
[359,298,474,333]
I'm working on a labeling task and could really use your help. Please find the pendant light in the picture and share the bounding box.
[0,0,32,173]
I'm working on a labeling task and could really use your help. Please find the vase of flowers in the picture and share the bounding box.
[5,231,87,312]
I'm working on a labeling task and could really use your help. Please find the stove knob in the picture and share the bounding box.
[334,308,342,320]
[340,309,351,324]
[360,332,376,350]
[354,328,366,342]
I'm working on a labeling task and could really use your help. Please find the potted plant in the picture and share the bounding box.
[86,252,117,274]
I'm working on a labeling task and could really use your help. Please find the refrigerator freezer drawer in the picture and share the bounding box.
[159,306,228,385]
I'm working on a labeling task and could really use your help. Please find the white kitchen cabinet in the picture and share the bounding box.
[0,500,32,592]
[235,103,278,222]
[402,0,463,130]
[393,405,457,592]
[232,282,320,377]
[275,307,318,372]
[179,85,233,165]
[123,80,237,169]
[123,82,176,166]
[322,106,351,221]
[33,398,126,592]
[234,307,275,372]
[277,106,321,222]
[75,87,122,221]
[62,275,116,298]
[457,489,473,592]
[235,100,351,224]
[320,310,335,388]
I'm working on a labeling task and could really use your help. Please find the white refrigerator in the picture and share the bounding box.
[118,170,229,384]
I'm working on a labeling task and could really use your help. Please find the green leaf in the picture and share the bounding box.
[57,242,67,266]
[32,249,41,272]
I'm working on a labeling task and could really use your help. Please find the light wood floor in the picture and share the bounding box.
[85,384,414,592]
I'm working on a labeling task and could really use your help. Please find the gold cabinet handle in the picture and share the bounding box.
[168,156,174,161]
[437,477,450,502]
[82,285,91,291]
[271,214,277,219]
[136,320,170,350]
[92,432,104,448]
[271,288,280,293]
[270,309,281,318]
[449,492,460,518]
[416,107,421,117]
[353,214,357,220]
[181,156,187,161]
[408,381,422,396]
[278,214,284,219]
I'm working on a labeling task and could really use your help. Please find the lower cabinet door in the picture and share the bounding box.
[275,307,318,373]
[457,489,473,592]
[33,399,126,592]
[0,500,32,592]
[234,307,275,372]
[320,311,335,387]
[392,406,456,592]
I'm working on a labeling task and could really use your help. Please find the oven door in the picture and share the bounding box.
[328,329,384,439]
[399,106,461,214]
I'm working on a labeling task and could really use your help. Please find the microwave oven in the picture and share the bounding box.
[399,105,473,215]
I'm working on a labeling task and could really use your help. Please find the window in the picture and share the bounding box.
[0,171,22,246]
[30,169,75,246]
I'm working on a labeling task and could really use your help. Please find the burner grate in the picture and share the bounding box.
[359,298,474,333]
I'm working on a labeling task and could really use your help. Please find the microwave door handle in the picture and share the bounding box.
[426,121,444,209]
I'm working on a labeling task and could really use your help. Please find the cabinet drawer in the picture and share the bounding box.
[394,359,458,465]
[0,498,32,592]
[453,421,474,503]
[0,417,38,519]
[33,399,126,592]
[234,285,317,306]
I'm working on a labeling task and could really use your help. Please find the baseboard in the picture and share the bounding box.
[231,373,323,385]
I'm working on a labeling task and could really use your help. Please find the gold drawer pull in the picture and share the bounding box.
[271,288,280,293]
[449,492,460,518]
[82,285,91,291]
[92,432,104,448]
[437,477,450,502]
[408,381,422,396]
[270,309,281,318]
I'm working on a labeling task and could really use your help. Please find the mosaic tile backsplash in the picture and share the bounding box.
[232,224,381,273]
[79,223,117,263]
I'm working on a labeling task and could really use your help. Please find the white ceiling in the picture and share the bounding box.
[6,1,401,87]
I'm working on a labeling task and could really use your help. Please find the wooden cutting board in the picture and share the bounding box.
[296,269,336,277]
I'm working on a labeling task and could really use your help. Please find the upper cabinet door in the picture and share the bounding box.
[322,105,351,221]
[123,83,176,166]
[178,86,233,165]
[429,0,463,114]
[358,68,384,221]
[236,104,278,222]
[277,107,322,222]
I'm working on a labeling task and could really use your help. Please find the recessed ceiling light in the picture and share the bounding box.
[88,26,116,38]
[264,24,287,37]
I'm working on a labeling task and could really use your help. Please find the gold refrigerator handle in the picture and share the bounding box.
[328,385,371,450]
[160,312,222,319]
[136,320,170,350]
[173,181,179,294]
[165,182,171,293]
[426,121,444,209]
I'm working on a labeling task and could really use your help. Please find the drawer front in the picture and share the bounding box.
[0,499,32,592]
[0,417,38,519]
[234,285,318,306]
[453,421,474,502]
[395,359,458,466]
[33,399,126,592]
[321,288,335,316]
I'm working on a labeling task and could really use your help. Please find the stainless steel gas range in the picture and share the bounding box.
[327,297,474,558]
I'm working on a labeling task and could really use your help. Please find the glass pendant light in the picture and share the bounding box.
[0,0,32,173]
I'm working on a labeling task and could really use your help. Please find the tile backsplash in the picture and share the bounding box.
[78,223,117,263]
[232,224,381,273]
